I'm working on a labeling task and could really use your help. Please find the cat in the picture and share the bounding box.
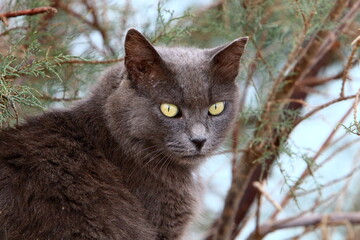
[0,28,248,240]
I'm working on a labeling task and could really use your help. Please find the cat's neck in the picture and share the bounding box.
[69,66,124,161]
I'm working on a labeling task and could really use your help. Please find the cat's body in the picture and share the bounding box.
[0,29,247,240]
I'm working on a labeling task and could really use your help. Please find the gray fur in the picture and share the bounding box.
[0,29,248,240]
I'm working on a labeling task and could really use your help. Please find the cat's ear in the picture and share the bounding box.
[124,28,166,85]
[209,37,249,82]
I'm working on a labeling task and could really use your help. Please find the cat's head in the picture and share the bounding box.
[106,29,248,167]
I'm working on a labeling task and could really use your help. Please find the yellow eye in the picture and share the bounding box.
[209,102,225,116]
[160,103,179,118]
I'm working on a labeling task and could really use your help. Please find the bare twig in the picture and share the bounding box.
[320,215,329,240]
[296,156,360,197]
[0,7,57,19]
[340,35,360,97]
[81,0,115,56]
[0,7,57,26]
[57,1,115,56]
[352,89,360,134]
[294,94,357,127]
[56,1,93,26]
[253,182,282,211]
[249,212,360,238]
[299,70,344,87]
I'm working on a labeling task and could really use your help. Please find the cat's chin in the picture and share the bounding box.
[176,154,207,166]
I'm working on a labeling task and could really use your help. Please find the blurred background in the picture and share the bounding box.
[1,0,360,239]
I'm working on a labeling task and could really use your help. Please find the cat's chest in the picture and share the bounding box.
[127,168,202,239]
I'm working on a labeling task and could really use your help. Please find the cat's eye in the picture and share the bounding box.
[208,102,225,116]
[160,103,180,118]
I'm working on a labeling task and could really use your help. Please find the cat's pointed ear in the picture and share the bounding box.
[210,37,249,82]
[124,28,166,85]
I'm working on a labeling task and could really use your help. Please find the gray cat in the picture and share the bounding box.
[0,29,248,240]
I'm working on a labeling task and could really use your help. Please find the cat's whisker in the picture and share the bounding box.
[125,146,163,180]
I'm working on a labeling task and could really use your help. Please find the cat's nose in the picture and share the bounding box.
[190,137,207,150]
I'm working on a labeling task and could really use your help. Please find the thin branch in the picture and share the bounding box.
[253,181,282,211]
[231,62,254,174]
[299,70,345,87]
[254,187,262,240]
[80,0,115,56]
[0,7,57,18]
[296,163,360,197]
[294,94,356,127]
[0,7,57,26]
[340,35,360,97]
[352,88,360,134]
[56,1,93,26]
[274,98,308,106]
[249,212,360,238]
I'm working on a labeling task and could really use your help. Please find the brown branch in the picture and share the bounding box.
[294,94,357,126]
[299,71,344,87]
[248,212,360,239]
[296,163,360,197]
[0,7,57,26]
[56,1,93,27]
[0,7,57,18]
[81,0,115,56]
[230,62,255,174]
[253,182,282,211]
[56,1,115,56]
[340,35,360,97]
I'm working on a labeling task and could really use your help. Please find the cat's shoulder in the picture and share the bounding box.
[0,110,97,176]
[1,111,81,154]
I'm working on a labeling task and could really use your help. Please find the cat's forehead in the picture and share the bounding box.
[156,47,211,107]
[156,47,208,64]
